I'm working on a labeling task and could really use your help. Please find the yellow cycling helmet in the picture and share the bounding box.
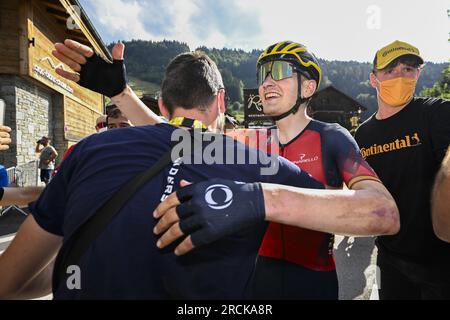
[257,41,322,88]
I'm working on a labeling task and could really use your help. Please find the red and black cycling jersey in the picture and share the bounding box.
[257,120,380,271]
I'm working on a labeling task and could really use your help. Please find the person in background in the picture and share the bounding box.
[106,105,132,130]
[95,115,108,133]
[35,137,58,186]
[355,40,450,300]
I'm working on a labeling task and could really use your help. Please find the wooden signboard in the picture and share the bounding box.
[25,3,106,141]
[29,25,103,113]
[243,89,273,127]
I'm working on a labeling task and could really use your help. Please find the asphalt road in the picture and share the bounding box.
[0,207,27,252]
[334,235,379,300]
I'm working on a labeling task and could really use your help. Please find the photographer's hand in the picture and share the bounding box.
[0,126,11,151]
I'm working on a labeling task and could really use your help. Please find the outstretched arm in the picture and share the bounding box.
[110,85,163,126]
[52,39,162,126]
[262,179,398,235]
[0,187,44,206]
[0,215,61,299]
[153,179,399,255]
[432,147,450,242]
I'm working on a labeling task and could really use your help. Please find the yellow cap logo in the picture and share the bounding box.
[375,40,424,70]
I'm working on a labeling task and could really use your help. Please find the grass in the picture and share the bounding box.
[128,76,161,98]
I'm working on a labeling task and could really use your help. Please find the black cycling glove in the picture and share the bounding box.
[175,179,266,248]
[79,53,127,97]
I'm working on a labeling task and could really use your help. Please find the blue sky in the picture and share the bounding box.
[78,0,450,63]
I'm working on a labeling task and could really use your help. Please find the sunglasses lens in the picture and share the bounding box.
[257,61,294,86]
[271,61,293,81]
[257,61,272,86]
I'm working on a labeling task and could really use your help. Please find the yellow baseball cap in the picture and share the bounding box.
[374,40,424,70]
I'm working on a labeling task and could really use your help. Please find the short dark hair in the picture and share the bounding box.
[106,104,123,119]
[373,54,422,74]
[105,104,127,127]
[161,51,224,115]
[38,136,50,144]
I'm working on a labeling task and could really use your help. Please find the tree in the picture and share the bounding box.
[420,66,450,99]
[108,39,448,120]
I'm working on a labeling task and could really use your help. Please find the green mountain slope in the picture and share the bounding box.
[113,40,449,120]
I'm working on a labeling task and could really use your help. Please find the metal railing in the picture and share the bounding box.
[0,160,40,217]
[14,160,40,187]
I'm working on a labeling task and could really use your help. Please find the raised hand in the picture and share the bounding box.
[52,39,127,97]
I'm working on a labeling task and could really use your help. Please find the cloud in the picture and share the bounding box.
[189,0,261,49]
[81,0,261,49]
[79,0,450,62]
[88,0,153,40]
[132,0,183,38]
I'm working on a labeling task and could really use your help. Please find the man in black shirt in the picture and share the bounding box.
[355,40,450,300]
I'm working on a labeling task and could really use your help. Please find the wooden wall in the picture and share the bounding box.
[0,0,20,74]
[1,0,109,143]
[30,2,103,106]
[64,96,99,140]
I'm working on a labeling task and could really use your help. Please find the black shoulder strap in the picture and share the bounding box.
[52,148,174,292]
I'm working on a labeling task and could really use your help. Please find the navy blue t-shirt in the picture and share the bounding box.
[31,123,323,299]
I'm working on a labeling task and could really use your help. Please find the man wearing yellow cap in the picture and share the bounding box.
[355,40,450,300]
